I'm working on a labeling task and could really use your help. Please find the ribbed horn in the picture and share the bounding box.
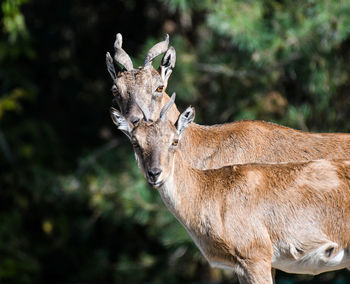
[144,34,169,67]
[160,92,176,121]
[114,33,133,71]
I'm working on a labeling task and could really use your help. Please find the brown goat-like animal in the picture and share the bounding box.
[111,101,350,284]
[107,35,350,170]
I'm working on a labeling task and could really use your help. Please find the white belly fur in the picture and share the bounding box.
[272,242,350,275]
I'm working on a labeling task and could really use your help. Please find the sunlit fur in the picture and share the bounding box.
[132,117,350,284]
[176,117,350,169]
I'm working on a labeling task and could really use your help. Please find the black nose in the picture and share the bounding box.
[148,168,162,182]
[130,117,140,126]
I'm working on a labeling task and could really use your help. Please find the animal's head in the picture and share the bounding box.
[110,93,195,187]
[106,33,177,126]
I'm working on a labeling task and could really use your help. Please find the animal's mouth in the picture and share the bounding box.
[148,180,164,188]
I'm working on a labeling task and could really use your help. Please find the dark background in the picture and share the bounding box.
[1,0,350,283]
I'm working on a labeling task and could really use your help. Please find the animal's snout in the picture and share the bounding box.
[148,168,162,182]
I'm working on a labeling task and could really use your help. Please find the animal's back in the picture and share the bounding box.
[182,120,350,169]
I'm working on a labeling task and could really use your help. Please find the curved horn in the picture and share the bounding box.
[134,95,151,122]
[144,34,169,67]
[160,92,176,121]
[114,33,133,71]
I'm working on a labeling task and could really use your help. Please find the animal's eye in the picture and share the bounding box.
[132,139,139,148]
[156,86,164,93]
[171,139,179,147]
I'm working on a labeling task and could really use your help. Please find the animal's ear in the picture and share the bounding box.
[177,106,195,137]
[160,46,176,88]
[106,52,117,80]
[110,107,133,139]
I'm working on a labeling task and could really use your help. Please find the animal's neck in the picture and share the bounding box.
[178,123,232,169]
[158,151,205,226]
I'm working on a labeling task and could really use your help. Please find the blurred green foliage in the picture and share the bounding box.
[1,0,350,283]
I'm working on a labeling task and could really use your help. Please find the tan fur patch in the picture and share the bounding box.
[295,160,340,190]
[246,170,263,192]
